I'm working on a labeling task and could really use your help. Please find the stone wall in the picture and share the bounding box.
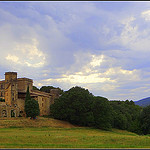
[17,78,33,92]
[0,103,20,117]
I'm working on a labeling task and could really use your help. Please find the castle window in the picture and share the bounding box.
[1,84,3,89]
[1,92,2,97]
[12,98,14,101]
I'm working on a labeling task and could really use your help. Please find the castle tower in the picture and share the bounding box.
[4,72,18,106]
[50,89,60,104]
[5,72,17,82]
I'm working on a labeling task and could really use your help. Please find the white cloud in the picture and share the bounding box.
[4,38,46,68]
[141,10,150,21]
[40,51,141,100]
[55,73,114,84]
[90,54,104,67]
[6,54,19,63]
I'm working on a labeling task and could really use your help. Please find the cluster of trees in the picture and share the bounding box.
[110,100,142,134]
[25,85,150,135]
[50,86,115,130]
[50,86,150,135]
[33,86,63,95]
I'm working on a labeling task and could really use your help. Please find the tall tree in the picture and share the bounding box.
[25,86,31,104]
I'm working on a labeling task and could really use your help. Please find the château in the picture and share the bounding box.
[0,72,59,117]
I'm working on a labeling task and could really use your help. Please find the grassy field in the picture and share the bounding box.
[0,117,150,148]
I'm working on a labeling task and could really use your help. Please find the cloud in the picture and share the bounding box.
[141,10,150,21]
[6,54,19,63]
[90,54,104,67]
[1,2,150,100]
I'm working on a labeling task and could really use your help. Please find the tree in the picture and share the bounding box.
[25,99,40,119]
[92,96,113,130]
[40,86,63,95]
[25,86,31,105]
[110,100,142,133]
[140,105,150,135]
[24,86,40,119]
[50,86,94,126]
[33,86,40,91]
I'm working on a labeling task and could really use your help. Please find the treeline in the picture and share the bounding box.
[33,85,63,94]
[50,86,150,135]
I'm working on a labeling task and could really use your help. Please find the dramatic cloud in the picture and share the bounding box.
[1,2,150,100]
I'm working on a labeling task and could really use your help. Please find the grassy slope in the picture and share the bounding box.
[0,117,150,148]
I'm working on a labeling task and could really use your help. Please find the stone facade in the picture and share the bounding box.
[0,72,59,118]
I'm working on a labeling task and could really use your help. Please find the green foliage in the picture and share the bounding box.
[25,86,40,119]
[140,105,150,135]
[25,99,40,119]
[0,98,5,102]
[50,86,94,126]
[40,86,63,94]
[51,86,113,130]
[50,85,143,134]
[25,86,31,104]
[33,86,40,91]
[110,100,142,134]
[92,96,113,130]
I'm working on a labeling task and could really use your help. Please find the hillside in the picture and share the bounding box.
[134,97,150,107]
[0,117,77,128]
[0,117,150,148]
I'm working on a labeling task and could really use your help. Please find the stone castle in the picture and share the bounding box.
[0,72,59,118]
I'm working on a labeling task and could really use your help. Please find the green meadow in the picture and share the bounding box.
[0,117,150,148]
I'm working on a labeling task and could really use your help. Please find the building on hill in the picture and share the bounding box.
[0,72,60,118]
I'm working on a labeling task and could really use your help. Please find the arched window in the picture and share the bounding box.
[2,110,7,117]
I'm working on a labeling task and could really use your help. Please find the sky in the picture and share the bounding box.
[1,1,150,101]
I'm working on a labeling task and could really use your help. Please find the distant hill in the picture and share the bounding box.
[134,97,150,107]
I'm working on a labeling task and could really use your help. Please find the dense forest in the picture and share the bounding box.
[49,86,150,135]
